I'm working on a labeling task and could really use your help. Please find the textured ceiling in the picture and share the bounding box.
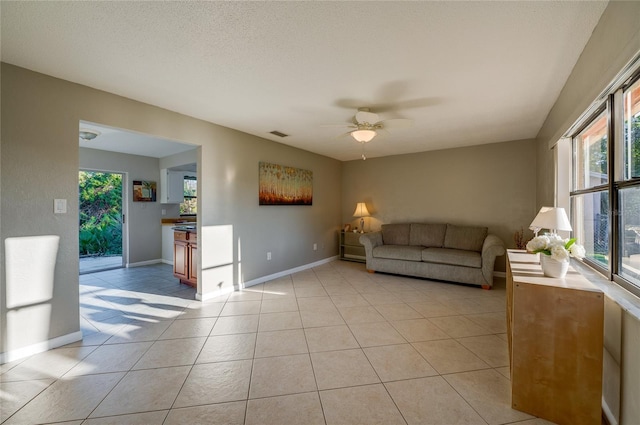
[2,1,608,161]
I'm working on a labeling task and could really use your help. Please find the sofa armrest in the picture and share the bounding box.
[359,232,383,265]
[481,234,506,287]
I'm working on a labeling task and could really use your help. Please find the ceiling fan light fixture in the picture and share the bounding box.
[351,129,377,143]
[79,129,100,141]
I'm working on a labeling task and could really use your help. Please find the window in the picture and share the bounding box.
[572,109,610,272]
[572,190,609,268]
[619,77,640,288]
[180,176,197,215]
[619,186,640,284]
[570,73,640,295]
[574,110,608,190]
[624,78,640,180]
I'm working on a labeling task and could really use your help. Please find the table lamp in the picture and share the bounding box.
[529,207,572,236]
[353,202,370,233]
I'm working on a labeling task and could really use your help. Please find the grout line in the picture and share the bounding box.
[7,262,514,424]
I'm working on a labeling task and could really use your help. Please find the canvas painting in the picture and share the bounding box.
[259,162,313,205]
[133,180,157,202]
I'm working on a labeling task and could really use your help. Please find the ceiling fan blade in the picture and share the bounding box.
[332,131,354,140]
[320,123,357,128]
[381,118,413,129]
[355,110,379,125]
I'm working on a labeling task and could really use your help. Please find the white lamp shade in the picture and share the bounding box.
[529,207,572,232]
[529,207,552,231]
[351,129,377,143]
[353,202,370,218]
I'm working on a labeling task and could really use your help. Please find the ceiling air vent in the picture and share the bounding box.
[269,130,289,138]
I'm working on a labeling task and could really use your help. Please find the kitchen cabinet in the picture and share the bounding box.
[173,230,197,287]
[161,169,185,204]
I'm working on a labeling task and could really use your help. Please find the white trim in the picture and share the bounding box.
[127,259,163,268]
[493,271,506,278]
[602,397,618,425]
[194,256,339,302]
[0,331,83,364]
[243,256,339,288]
[196,285,235,302]
[161,259,174,266]
[562,48,640,142]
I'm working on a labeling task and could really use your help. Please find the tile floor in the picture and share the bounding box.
[1,262,556,425]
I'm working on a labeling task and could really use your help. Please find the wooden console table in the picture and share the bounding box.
[506,250,603,425]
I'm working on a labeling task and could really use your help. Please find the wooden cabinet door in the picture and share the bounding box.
[173,240,188,279]
[188,243,198,283]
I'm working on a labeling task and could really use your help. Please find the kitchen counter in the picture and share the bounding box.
[172,226,197,233]
[161,217,196,224]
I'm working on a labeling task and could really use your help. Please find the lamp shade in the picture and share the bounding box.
[529,207,572,233]
[351,129,377,143]
[353,202,370,218]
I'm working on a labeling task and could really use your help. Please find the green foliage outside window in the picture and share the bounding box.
[625,114,640,179]
[589,135,608,177]
[180,176,197,215]
[79,171,122,256]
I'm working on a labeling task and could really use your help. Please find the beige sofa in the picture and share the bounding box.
[359,223,505,289]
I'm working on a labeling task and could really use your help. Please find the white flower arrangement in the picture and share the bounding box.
[526,234,586,262]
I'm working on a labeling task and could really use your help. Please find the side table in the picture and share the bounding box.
[339,231,366,263]
[506,250,603,425]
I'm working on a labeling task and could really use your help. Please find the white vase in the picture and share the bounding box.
[540,255,569,278]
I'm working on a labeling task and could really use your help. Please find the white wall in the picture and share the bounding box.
[79,147,163,265]
[1,63,342,360]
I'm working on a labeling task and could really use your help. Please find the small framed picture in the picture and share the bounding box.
[133,180,157,202]
[343,224,351,232]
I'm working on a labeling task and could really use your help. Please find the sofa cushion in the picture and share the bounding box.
[443,224,488,252]
[382,224,411,245]
[422,247,482,268]
[410,223,447,247]
[373,245,423,262]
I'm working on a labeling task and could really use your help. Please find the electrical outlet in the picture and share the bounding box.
[161,209,166,216]
[267,252,272,261]
[313,243,317,251]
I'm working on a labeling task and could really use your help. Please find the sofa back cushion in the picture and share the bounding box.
[381,224,411,245]
[443,224,488,252]
[410,223,447,247]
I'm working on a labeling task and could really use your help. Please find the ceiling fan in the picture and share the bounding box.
[325,108,413,144]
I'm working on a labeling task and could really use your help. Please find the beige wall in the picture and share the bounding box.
[536,1,640,207]
[342,139,537,271]
[534,2,640,424]
[1,64,342,358]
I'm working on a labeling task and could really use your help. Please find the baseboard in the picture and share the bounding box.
[195,256,339,301]
[602,398,617,425]
[161,259,173,266]
[243,256,339,288]
[196,285,235,302]
[127,259,163,268]
[494,271,506,278]
[0,331,83,364]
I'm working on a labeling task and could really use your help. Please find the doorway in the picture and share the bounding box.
[79,170,125,274]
